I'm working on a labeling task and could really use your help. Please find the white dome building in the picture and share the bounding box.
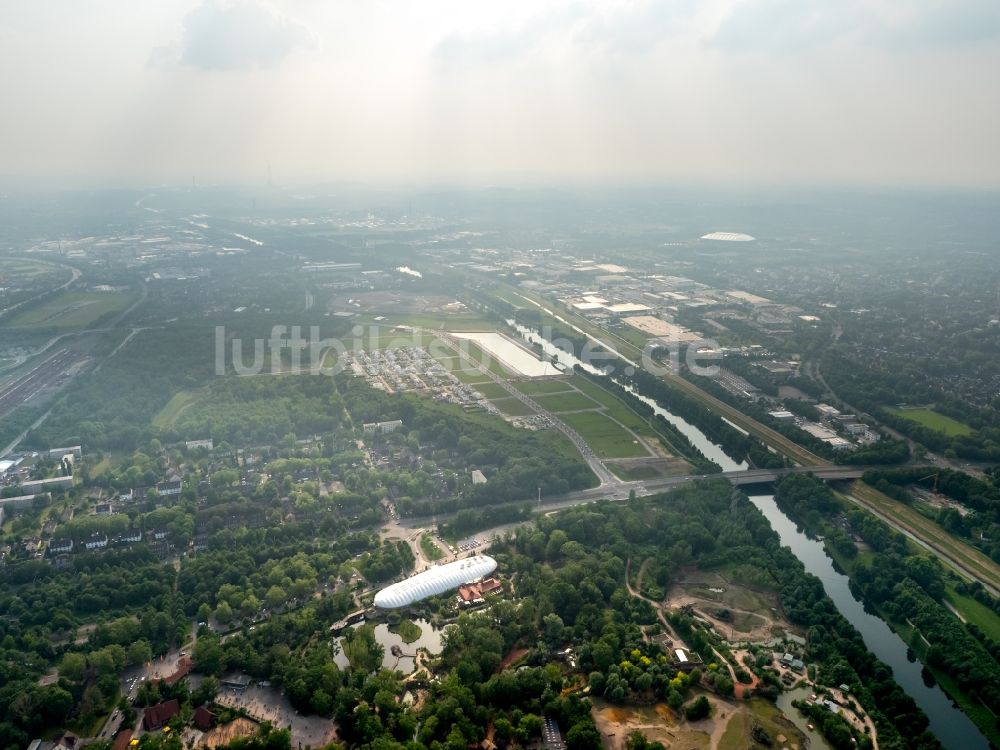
[374,555,497,609]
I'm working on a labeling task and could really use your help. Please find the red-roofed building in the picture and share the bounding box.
[164,656,191,685]
[111,730,132,750]
[143,698,180,730]
[456,577,502,606]
[193,707,217,731]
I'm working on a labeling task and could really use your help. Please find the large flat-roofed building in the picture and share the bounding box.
[374,555,497,609]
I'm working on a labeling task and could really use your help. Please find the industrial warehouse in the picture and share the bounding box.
[373,555,498,609]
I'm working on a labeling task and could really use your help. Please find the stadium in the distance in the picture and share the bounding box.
[374,555,497,609]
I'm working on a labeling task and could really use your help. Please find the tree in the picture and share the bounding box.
[495,718,515,745]
[565,723,602,750]
[59,652,86,682]
[127,640,153,667]
[684,695,711,721]
[543,613,565,649]
[192,676,219,707]
[79,684,106,719]
[517,714,543,743]
[311,688,333,716]
[214,601,233,624]
[265,585,287,610]
[192,636,225,676]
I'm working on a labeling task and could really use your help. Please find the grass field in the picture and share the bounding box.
[2,258,65,278]
[453,368,492,385]
[343,331,441,352]
[607,463,661,480]
[152,389,203,427]
[497,283,829,467]
[559,411,646,458]
[355,313,496,332]
[9,290,132,329]
[490,397,536,416]
[946,586,1000,642]
[889,407,973,436]
[532,391,598,412]
[472,382,509,399]
[571,376,662,440]
[847,481,1000,593]
[420,534,443,562]
[514,379,573,395]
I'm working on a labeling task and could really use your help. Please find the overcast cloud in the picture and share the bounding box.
[1,0,998,187]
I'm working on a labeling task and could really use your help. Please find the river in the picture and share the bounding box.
[751,494,989,750]
[507,319,986,748]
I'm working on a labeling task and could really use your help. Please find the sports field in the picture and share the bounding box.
[515,379,573,395]
[490,397,536,416]
[889,407,973,436]
[559,411,646,458]
[472,382,509,399]
[9,289,132,329]
[532,391,598,412]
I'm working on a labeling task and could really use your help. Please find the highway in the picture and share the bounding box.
[394,465,867,529]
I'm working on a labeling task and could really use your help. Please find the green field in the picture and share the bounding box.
[889,407,973,436]
[472,382,509,399]
[607,463,661,480]
[453,368,492,385]
[419,534,443,562]
[514,379,573,395]
[532,391,599,412]
[357,313,496,332]
[152,389,203,427]
[946,586,1000,642]
[9,290,132,329]
[490,397,536,416]
[2,258,65,278]
[572,376,660,440]
[559,411,646,458]
[342,331,441,352]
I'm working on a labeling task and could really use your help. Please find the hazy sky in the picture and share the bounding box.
[2,0,999,187]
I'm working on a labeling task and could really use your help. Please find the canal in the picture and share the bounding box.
[751,493,989,750]
[508,319,988,748]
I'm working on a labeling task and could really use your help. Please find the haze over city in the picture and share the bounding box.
[2,3,1000,750]
[2,0,1000,186]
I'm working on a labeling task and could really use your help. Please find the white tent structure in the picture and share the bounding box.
[374,555,497,609]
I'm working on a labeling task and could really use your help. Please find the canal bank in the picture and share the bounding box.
[751,493,990,750]
[507,318,989,748]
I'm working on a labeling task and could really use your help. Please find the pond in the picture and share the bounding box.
[774,685,835,750]
[334,618,448,675]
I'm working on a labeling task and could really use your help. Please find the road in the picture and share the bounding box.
[392,466,867,531]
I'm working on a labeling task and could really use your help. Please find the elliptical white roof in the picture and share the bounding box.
[373,555,497,609]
